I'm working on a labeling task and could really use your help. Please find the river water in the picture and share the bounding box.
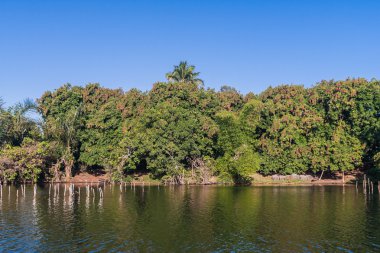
[0,184,379,252]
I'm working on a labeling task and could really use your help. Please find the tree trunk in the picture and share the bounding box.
[65,160,73,182]
[319,170,324,180]
[342,171,345,183]
[54,161,60,182]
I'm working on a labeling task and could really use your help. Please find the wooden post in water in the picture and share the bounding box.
[368,179,370,194]
[368,178,371,193]
[99,187,103,198]
[99,187,103,207]
[33,185,37,207]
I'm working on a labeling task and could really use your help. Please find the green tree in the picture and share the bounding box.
[329,121,363,182]
[0,99,39,147]
[45,105,82,181]
[123,102,217,184]
[0,138,56,183]
[38,84,83,181]
[0,73,375,184]
[217,85,244,112]
[0,98,6,146]
[313,78,380,165]
[78,84,124,172]
[215,110,260,183]
[259,85,322,175]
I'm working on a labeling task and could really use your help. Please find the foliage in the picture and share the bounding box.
[257,85,320,174]
[313,78,380,162]
[216,145,260,184]
[166,61,204,85]
[1,64,379,184]
[78,84,124,170]
[123,101,217,184]
[375,152,380,170]
[0,99,39,147]
[38,84,83,180]
[218,85,244,111]
[0,138,56,183]
[215,109,261,183]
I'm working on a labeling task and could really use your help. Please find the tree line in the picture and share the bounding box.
[1,62,379,184]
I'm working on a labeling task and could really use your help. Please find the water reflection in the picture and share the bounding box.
[0,184,379,252]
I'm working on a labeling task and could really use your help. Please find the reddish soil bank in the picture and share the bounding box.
[65,172,363,186]
[70,172,109,183]
[311,172,361,185]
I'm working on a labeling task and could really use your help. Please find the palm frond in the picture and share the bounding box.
[166,61,204,85]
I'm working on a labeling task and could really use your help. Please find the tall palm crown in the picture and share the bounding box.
[166,61,204,85]
[0,98,37,146]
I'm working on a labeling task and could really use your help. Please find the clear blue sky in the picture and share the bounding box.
[1,0,379,106]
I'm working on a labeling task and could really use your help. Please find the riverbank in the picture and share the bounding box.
[68,172,162,185]
[249,172,359,186]
[57,171,363,186]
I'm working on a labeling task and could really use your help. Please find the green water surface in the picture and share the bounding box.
[0,185,379,252]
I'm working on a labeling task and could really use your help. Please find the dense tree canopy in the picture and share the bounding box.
[0,64,379,184]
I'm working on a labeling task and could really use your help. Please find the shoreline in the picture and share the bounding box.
[4,180,359,186]
[1,172,367,186]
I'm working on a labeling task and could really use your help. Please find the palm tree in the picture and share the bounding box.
[46,105,82,181]
[0,99,38,146]
[10,99,37,137]
[0,97,4,111]
[0,98,6,146]
[166,61,204,85]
